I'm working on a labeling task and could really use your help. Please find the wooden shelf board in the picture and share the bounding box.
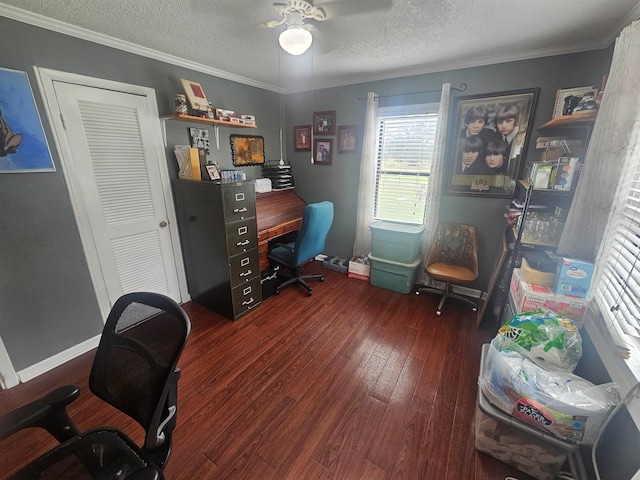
[538,111,597,130]
[160,113,257,129]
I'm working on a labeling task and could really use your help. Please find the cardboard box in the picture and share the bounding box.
[520,257,556,287]
[510,268,587,326]
[555,257,594,298]
[348,256,370,281]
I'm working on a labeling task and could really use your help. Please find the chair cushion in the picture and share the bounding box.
[426,261,477,283]
[269,243,296,266]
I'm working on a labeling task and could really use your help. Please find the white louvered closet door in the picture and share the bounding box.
[52,81,181,306]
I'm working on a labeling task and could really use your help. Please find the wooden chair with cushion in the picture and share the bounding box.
[416,222,479,316]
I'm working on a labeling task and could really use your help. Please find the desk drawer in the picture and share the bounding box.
[231,276,261,318]
[226,218,258,257]
[267,224,285,239]
[222,184,256,223]
[229,248,260,288]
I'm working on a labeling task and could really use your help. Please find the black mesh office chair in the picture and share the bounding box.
[0,292,191,480]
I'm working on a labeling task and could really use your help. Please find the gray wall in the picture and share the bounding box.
[0,17,281,371]
[285,49,614,294]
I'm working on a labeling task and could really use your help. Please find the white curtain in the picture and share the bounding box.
[557,20,640,261]
[353,92,379,257]
[417,83,450,284]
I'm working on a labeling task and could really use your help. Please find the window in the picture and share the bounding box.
[374,104,439,224]
[594,122,640,356]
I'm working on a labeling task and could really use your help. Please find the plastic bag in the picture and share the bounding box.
[493,309,582,372]
[479,344,619,445]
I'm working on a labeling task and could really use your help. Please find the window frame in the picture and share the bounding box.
[373,103,439,225]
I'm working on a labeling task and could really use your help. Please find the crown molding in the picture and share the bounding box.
[0,2,283,93]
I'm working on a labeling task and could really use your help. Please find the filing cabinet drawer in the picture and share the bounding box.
[222,183,256,223]
[226,218,258,257]
[229,248,260,288]
[231,276,261,318]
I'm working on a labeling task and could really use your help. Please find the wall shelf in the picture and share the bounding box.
[160,113,257,129]
[538,111,597,130]
[160,113,257,147]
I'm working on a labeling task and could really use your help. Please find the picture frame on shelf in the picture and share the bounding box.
[553,85,599,118]
[313,111,336,135]
[180,78,209,113]
[188,127,210,154]
[294,125,311,151]
[338,125,358,153]
[314,138,333,165]
[446,88,539,198]
[230,134,265,166]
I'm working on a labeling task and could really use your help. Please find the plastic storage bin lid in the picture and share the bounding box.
[370,220,425,235]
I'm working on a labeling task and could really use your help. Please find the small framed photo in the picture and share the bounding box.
[313,111,336,135]
[180,78,209,113]
[553,85,599,117]
[230,134,265,166]
[294,125,311,151]
[314,138,333,165]
[338,125,358,153]
[188,127,210,154]
[206,163,220,181]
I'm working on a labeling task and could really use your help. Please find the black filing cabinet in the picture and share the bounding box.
[172,179,261,320]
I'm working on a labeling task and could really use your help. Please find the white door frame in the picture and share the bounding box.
[34,67,189,319]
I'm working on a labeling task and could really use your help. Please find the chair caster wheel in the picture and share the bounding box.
[320,276,325,282]
[415,291,420,295]
[472,307,478,312]
[436,310,442,316]
[274,287,281,295]
[307,289,313,297]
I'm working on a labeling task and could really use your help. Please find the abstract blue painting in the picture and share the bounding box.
[0,67,54,172]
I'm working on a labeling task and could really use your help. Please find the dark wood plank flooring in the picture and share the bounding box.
[0,262,535,480]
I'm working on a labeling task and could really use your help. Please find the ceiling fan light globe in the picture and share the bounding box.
[279,27,312,55]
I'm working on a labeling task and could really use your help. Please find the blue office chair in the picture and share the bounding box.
[268,201,334,296]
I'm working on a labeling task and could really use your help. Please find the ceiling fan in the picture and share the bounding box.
[266,0,327,55]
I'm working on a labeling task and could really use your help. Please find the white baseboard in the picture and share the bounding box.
[17,335,101,384]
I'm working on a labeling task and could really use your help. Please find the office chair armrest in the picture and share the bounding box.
[0,384,80,442]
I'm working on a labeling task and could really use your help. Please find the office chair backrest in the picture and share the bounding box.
[89,292,191,454]
[293,201,334,266]
[427,222,478,274]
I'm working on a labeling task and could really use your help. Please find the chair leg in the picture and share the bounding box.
[274,267,325,296]
[416,282,478,316]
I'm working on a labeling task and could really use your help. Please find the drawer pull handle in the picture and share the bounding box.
[242,298,254,306]
[234,207,247,213]
[237,240,250,246]
[240,270,252,277]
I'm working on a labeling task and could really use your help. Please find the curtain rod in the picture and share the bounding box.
[357,83,467,101]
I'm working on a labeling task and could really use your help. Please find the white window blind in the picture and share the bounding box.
[594,122,640,357]
[374,105,438,224]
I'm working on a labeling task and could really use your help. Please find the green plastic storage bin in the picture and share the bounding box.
[370,221,425,263]
[369,252,422,294]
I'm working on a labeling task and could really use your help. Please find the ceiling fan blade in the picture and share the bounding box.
[266,18,287,28]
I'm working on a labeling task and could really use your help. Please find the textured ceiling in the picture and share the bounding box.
[2,0,639,92]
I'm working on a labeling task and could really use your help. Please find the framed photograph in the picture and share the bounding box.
[313,111,336,135]
[314,138,333,165]
[0,67,54,173]
[230,134,265,166]
[188,127,210,154]
[294,125,311,151]
[553,85,599,117]
[338,125,358,153]
[446,88,539,197]
[180,78,209,113]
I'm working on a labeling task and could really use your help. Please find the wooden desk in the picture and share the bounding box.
[255,188,307,271]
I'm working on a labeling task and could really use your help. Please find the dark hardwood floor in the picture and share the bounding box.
[0,262,535,480]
